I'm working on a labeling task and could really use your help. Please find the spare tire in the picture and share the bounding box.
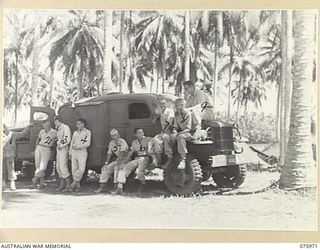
[164,154,203,196]
[212,164,247,188]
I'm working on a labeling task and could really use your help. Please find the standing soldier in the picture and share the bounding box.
[94,129,128,193]
[32,120,57,189]
[54,116,72,192]
[163,98,193,170]
[150,98,175,168]
[114,128,152,195]
[2,123,33,191]
[69,118,91,192]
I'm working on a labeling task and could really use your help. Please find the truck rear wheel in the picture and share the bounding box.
[164,155,203,196]
[212,164,247,188]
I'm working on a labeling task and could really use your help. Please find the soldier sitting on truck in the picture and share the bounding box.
[2,123,33,191]
[149,98,175,169]
[113,128,152,195]
[31,121,57,189]
[163,98,193,170]
[68,118,91,192]
[183,80,215,135]
[94,129,129,193]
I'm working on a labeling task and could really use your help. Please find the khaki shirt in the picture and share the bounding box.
[107,138,128,158]
[57,123,71,148]
[185,88,210,108]
[38,128,57,147]
[131,136,151,156]
[3,127,30,158]
[70,128,91,151]
[160,107,174,133]
[173,110,192,132]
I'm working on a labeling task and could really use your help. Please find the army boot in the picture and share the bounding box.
[75,181,81,192]
[111,183,124,195]
[94,183,107,193]
[38,177,45,189]
[55,178,65,192]
[10,180,16,191]
[62,177,72,192]
[30,176,39,189]
[68,181,77,192]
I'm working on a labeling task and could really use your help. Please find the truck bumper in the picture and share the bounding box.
[210,153,249,168]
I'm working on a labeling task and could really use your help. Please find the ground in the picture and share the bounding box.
[1,170,317,230]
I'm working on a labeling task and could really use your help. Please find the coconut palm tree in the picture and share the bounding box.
[219,11,265,124]
[280,10,316,189]
[49,10,104,100]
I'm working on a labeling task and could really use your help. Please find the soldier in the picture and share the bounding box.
[113,128,152,195]
[150,98,175,168]
[54,116,72,192]
[164,98,193,170]
[94,129,128,193]
[69,118,91,192]
[2,123,33,191]
[183,80,214,131]
[32,120,57,189]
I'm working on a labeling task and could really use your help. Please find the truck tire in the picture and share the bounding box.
[212,164,247,188]
[164,155,203,196]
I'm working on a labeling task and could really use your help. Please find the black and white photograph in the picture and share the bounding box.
[1,8,318,231]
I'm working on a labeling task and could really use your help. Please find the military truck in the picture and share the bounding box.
[13,93,250,195]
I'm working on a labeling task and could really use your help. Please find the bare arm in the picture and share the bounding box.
[105,154,112,165]
[13,124,33,140]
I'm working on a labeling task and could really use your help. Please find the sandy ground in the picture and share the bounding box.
[1,170,317,230]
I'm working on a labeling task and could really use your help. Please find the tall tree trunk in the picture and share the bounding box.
[102,10,113,94]
[48,64,55,107]
[14,50,19,126]
[227,45,233,123]
[78,57,84,99]
[275,84,281,142]
[280,10,316,189]
[279,10,293,166]
[119,11,125,93]
[212,11,223,109]
[212,28,218,109]
[31,17,40,105]
[162,34,167,94]
[184,11,190,82]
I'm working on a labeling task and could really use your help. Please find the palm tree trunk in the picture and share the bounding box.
[212,11,223,109]
[212,28,218,109]
[48,64,55,107]
[275,84,280,142]
[119,11,125,93]
[31,19,40,105]
[184,11,190,82]
[279,10,293,166]
[14,50,19,126]
[102,10,113,94]
[78,58,84,99]
[227,45,233,123]
[280,10,316,189]
[162,34,167,94]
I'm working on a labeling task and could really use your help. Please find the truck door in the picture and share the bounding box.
[16,106,56,160]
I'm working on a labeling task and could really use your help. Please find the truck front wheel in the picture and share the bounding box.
[212,164,247,188]
[164,155,203,196]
